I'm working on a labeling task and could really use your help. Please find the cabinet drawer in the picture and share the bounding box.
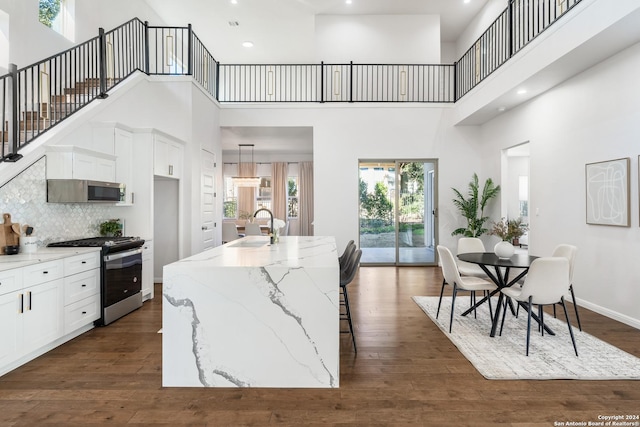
[64,294,99,334]
[64,252,101,276]
[23,260,63,287]
[64,268,100,305]
[0,269,23,296]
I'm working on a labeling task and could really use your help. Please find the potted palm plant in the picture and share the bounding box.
[451,173,501,237]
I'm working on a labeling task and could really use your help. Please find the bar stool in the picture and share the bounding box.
[340,248,362,352]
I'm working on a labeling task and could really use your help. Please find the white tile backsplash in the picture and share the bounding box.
[0,157,115,247]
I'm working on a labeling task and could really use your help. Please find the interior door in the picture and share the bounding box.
[201,150,216,251]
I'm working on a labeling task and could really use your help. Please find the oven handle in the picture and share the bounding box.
[104,247,143,262]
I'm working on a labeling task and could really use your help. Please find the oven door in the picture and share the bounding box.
[104,248,143,312]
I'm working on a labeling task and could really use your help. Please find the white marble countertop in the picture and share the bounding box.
[171,235,339,268]
[0,247,102,272]
[162,235,340,388]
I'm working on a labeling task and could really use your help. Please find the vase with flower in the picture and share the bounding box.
[269,218,286,243]
[489,217,528,259]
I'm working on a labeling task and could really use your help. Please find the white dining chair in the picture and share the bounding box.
[221,222,241,243]
[244,223,263,236]
[551,244,581,330]
[499,257,578,357]
[456,237,489,278]
[436,245,496,333]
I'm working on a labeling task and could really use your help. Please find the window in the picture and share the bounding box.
[256,177,272,212]
[39,0,60,28]
[222,174,272,219]
[519,175,529,218]
[223,176,237,219]
[288,177,298,219]
[39,0,74,41]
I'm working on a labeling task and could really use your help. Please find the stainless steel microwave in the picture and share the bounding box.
[47,179,123,203]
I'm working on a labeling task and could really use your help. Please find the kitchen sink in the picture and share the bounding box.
[227,239,269,248]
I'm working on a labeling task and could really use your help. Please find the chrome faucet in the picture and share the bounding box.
[254,208,274,244]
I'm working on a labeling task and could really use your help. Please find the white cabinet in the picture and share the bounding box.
[63,252,101,334]
[0,262,64,371]
[154,135,183,179]
[46,146,116,183]
[142,240,154,301]
[0,269,23,368]
[21,279,64,355]
[0,251,101,377]
[114,128,134,205]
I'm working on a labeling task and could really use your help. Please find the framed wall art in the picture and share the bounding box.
[585,157,630,227]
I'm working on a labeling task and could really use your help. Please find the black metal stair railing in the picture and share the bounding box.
[1,0,584,163]
[1,18,146,161]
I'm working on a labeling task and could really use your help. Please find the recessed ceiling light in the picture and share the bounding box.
[517,88,527,95]
[231,0,238,4]
[464,0,471,3]
[242,41,254,48]
[346,0,352,4]
[498,106,506,112]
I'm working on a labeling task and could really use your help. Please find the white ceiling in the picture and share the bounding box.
[144,0,490,63]
[221,126,313,155]
[144,0,491,154]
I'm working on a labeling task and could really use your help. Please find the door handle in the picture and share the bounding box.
[202,226,208,230]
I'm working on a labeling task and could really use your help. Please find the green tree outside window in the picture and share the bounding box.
[39,0,61,28]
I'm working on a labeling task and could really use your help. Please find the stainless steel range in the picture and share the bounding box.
[48,236,145,325]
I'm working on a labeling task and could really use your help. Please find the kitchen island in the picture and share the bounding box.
[162,235,339,388]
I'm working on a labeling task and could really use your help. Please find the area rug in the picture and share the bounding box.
[412,296,640,380]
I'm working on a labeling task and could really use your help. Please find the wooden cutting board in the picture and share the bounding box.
[0,213,20,254]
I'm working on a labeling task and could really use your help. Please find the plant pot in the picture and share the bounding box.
[494,241,515,259]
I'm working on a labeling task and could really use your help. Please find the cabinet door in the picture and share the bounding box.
[154,136,182,178]
[141,240,154,301]
[167,141,182,179]
[64,294,100,335]
[22,279,64,355]
[114,128,134,204]
[0,292,22,368]
[95,157,117,183]
[64,269,100,305]
[72,153,95,180]
[0,269,23,296]
[154,138,169,177]
[64,252,101,277]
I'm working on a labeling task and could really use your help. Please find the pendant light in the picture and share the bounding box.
[231,143,261,187]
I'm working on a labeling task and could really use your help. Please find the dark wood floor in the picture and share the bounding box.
[1,266,639,426]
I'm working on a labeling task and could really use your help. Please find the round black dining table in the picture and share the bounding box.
[456,252,547,337]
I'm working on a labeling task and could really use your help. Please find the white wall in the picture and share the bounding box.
[74,0,163,42]
[0,0,163,69]
[220,105,492,255]
[314,15,441,63]
[154,177,179,281]
[455,0,507,58]
[1,0,73,67]
[480,41,640,328]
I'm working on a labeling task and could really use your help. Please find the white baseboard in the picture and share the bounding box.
[576,298,640,330]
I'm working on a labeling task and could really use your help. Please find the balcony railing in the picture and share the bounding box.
[1,0,583,162]
[217,63,455,103]
[456,0,582,99]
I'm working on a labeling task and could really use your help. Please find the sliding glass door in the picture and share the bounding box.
[359,159,438,265]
